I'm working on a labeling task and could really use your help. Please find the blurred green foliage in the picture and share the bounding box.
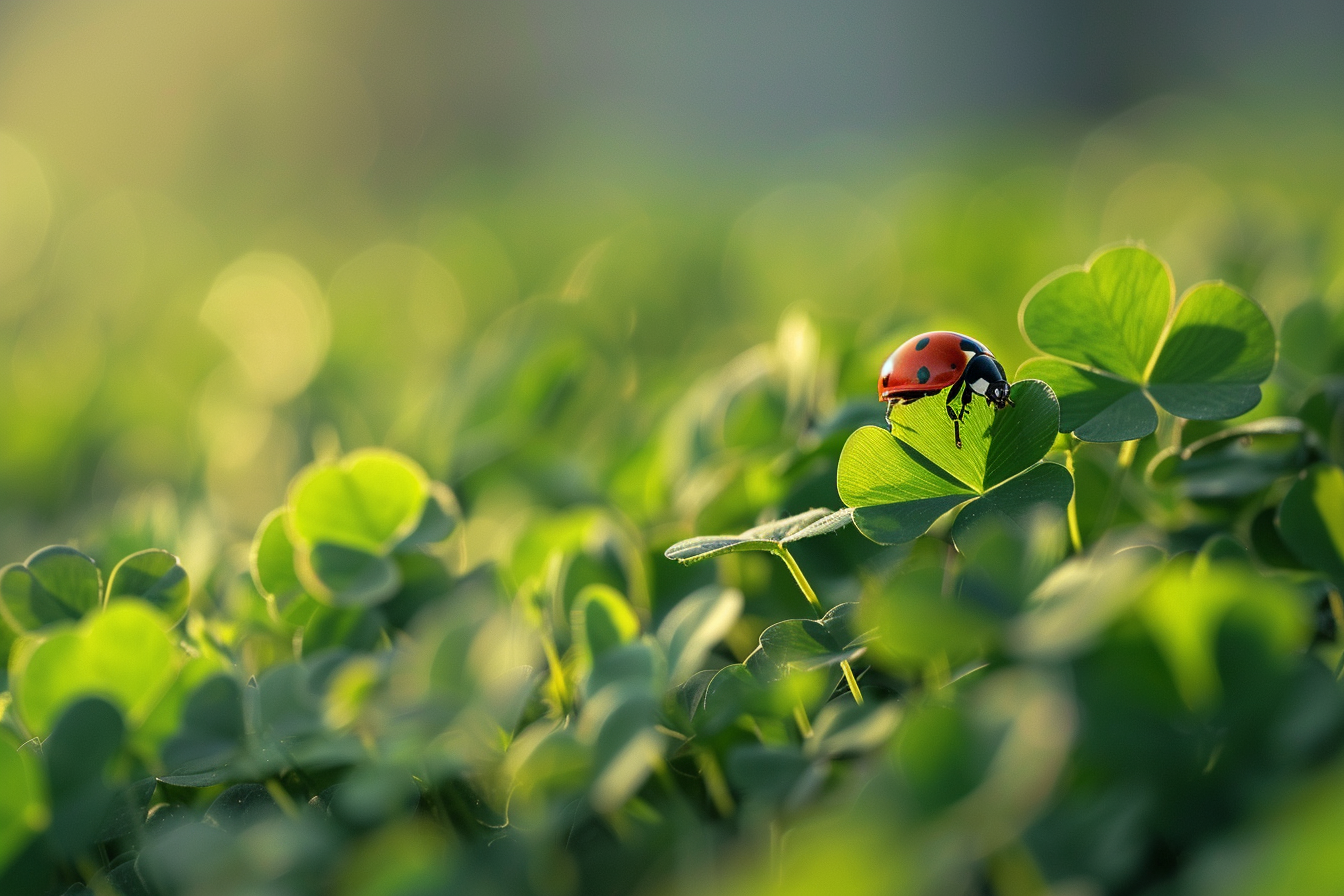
[1,12,1344,891]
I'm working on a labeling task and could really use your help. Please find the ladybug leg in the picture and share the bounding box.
[885,400,894,427]
[953,386,975,449]
[945,380,965,448]
[946,378,967,448]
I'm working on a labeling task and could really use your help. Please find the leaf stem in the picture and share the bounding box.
[1093,438,1139,536]
[841,660,865,706]
[1063,444,1084,554]
[540,635,573,714]
[775,545,864,705]
[775,545,821,613]
[793,701,814,737]
[1117,438,1139,471]
[694,747,736,816]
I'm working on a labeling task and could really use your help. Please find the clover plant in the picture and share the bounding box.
[4,237,1343,896]
[837,379,1071,546]
[1018,245,1276,442]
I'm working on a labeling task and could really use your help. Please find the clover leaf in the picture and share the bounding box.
[1277,464,1344,587]
[253,449,459,608]
[664,507,853,564]
[1018,245,1275,442]
[105,549,191,625]
[10,602,182,736]
[837,379,1072,546]
[0,546,101,634]
[745,603,869,683]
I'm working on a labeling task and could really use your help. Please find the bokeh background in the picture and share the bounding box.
[0,0,1342,568]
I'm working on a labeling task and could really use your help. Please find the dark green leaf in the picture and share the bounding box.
[306,543,401,607]
[951,462,1074,549]
[1016,358,1156,442]
[656,585,744,686]
[1278,464,1344,586]
[1147,283,1276,420]
[44,697,124,858]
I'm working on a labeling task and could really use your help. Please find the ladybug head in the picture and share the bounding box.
[986,380,1012,409]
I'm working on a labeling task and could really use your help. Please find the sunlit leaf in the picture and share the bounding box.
[11,602,180,735]
[838,380,1068,545]
[288,449,429,554]
[1019,246,1275,441]
[105,549,190,624]
[571,584,640,661]
[0,546,102,634]
[664,507,853,564]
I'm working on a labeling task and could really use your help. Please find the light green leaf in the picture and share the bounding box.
[664,507,854,564]
[0,546,102,634]
[839,380,1066,545]
[1019,247,1276,441]
[11,602,181,735]
[105,549,190,624]
[1277,464,1344,586]
[0,732,42,869]
[571,585,640,661]
[1139,558,1307,708]
[288,449,429,554]
[1020,245,1173,382]
[250,509,303,604]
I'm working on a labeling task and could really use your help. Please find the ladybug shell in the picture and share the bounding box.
[878,331,992,400]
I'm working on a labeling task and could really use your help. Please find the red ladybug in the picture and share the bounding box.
[878,331,1013,449]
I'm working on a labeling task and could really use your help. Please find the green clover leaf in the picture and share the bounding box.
[664,507,853,564]
[837,379,1072,546]
[1018,245,1275,442]
[1276,463,1344,587]
[0,546,102,634]
[252,450,460,609]
[105,549,191,625]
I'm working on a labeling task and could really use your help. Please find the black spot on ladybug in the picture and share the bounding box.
[960,338,979,351]
[950,362,958,369]
[916,337,930,351]
[916,366,930,384]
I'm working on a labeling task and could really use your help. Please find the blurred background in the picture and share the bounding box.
[0,0,1341,570]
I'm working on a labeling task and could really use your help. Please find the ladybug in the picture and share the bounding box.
[878,331,1013,449]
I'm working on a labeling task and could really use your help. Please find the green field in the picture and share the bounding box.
[2,6,1344,895]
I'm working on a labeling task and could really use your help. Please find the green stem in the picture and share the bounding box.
[775,545,864,705]
[775,545,821,612]
[793,701,814,737]
[1063,445,1084,554]
[841,660,865,706]
[694,747,736,817]
[1093,438,1139,537]
[540,635,572,714]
